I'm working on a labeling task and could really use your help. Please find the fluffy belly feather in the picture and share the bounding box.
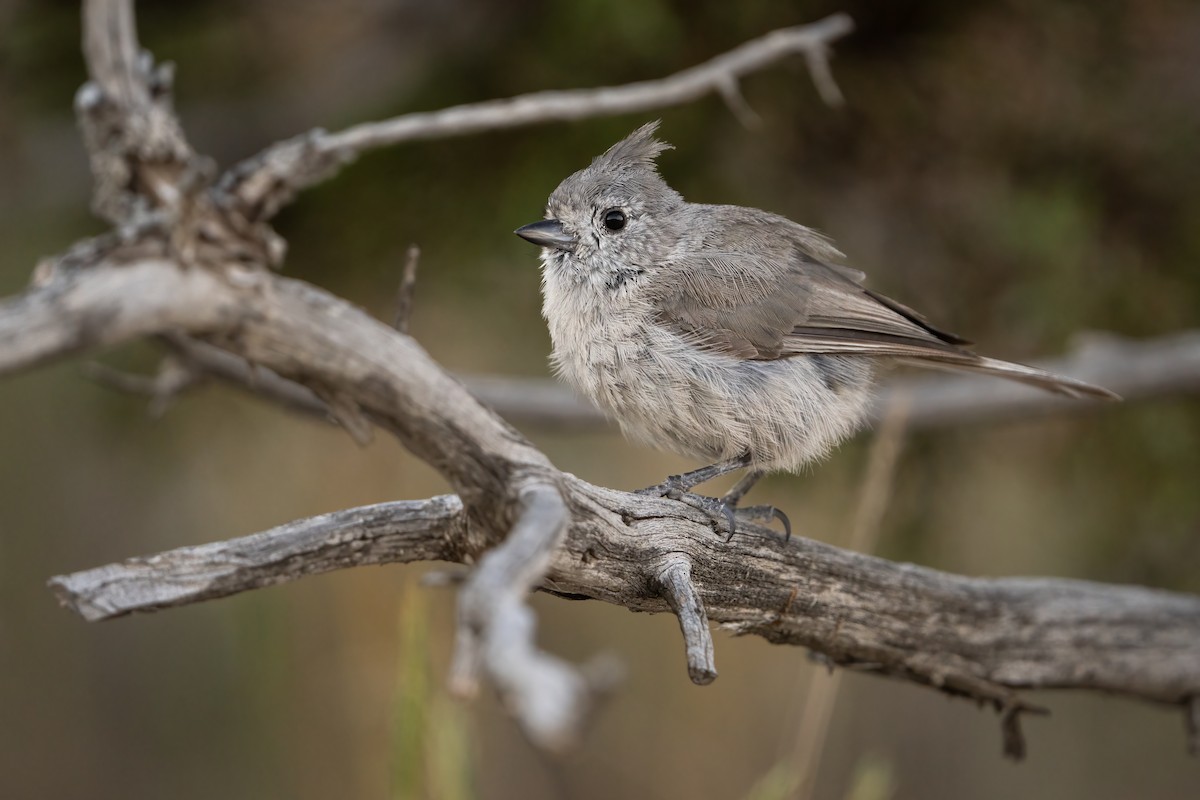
[551,319,875,471]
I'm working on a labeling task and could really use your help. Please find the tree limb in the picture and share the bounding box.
[654,555,718,685]
[0,254,242,374]
[4,0,1197,757]
[218,14,855,220]
[48,478,1200,711]
[84,328,1200,434]
[78,0,195,223]
[20,230,1200,754]
[48,497,463,621]
[450,483,612,752]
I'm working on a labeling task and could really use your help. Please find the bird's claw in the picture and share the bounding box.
[672,493,739,539]
[730,504,792,543]
[640,486,790,544]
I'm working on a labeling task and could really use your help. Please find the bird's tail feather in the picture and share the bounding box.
[899,354,1120,400]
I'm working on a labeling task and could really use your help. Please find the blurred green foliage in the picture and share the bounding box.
[392,583,474,800]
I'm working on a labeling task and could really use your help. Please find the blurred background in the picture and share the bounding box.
[1,0,1198,798]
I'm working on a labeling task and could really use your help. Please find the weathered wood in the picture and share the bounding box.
[2,0,1197,757]
[49,479,1200,709]
[49,498,463,621]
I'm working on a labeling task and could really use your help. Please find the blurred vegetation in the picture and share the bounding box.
[0,1,1197,799]
[391,583,474,800]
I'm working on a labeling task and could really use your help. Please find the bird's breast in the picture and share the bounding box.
[542,283,654,412]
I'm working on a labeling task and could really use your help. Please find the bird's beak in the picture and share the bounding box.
[514,219,577,251]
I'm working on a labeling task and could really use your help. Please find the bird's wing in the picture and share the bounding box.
[651,208,1117,399]
[651,208,967,359]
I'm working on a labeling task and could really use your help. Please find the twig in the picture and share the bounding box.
[329,16,853,148]
[157,332,330,419]
[717,76,763,129]
[803,44,845,107]
[81,0,143,107]
[82,356,199,417]
[655,556,718,685]
[1002,706,1028,761]
[847,391,910,552]
[393,244,421,334]
[219,15,855,220]
[450,483,610,752]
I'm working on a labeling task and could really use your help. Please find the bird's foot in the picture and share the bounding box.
[634,455,753,499]
[725,503,792,543]
[635,473,691,500]
[637,480,791,544]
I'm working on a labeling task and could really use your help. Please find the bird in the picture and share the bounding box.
[515,121,1117,539]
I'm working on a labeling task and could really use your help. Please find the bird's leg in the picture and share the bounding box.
[636,455,790,543]
[721,470,763,506]
[721,471,792,543]
[637,453,752,498]
[636,454,749,536]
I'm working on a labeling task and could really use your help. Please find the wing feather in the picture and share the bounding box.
[649,205,1116,400]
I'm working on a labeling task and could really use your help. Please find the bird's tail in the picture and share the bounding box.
[900,354,1120,400]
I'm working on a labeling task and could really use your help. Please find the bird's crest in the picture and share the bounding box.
[593,120,673,171]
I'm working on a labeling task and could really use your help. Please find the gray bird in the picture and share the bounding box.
[515,121,1116,538]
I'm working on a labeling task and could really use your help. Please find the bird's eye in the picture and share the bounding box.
[603,208,627,232]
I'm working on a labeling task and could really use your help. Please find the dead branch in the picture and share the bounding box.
[2,0,1197,758]
[47,480,1200,712]
[84,328,1200,435]
[449,483,612,752]
[217,14,855,220]
[392,244,421,334]
[49,497,463,621]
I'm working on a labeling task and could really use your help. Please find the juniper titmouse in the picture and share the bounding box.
[515,121,1116,535]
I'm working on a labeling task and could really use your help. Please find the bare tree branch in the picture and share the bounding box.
[47,479,1200,713]
[80,327,1200,435]
[49,498,463,621]
[21,243,1200,753]
[0,255,240,374]
[78,0,196,224]
[218,14,855,220]
[655,555,718,685]
[392,244,421,334]
[3,0,1196,757]
[450,483,611,752]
